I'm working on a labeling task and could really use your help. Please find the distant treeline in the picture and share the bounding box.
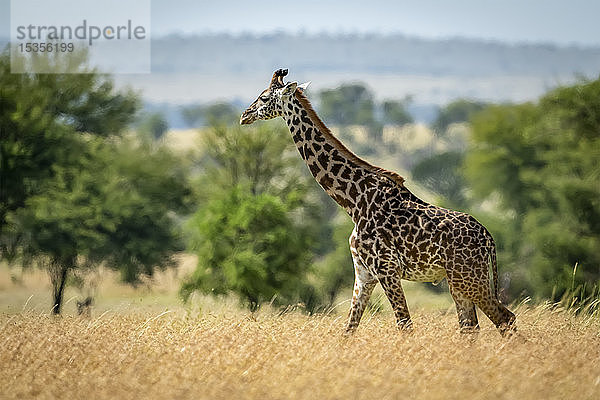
[150,33,600,76]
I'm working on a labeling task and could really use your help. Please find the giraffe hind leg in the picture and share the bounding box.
[474,297,516,336]
[447,260,515,336]
[450,289,480,333]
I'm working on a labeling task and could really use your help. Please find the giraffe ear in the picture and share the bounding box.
[297,81,311,92]
[280,81,298,98]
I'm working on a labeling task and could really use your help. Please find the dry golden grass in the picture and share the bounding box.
[1,305,599,400]
[1,262,599,399]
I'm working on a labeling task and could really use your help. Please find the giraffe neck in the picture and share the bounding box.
[282,90,406,218]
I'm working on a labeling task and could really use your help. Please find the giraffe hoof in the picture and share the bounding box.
[397,319,413,331]
[343,326,357,336]
[498,322,517,337]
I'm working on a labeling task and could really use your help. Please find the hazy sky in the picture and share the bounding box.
[2,0,599,46]
[150,0,599,46]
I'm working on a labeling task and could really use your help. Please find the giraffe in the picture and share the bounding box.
[240,69,516,335]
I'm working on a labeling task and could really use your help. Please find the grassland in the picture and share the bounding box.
[1,264,599,400]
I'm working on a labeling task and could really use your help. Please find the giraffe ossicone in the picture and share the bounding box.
[240,69,516,336]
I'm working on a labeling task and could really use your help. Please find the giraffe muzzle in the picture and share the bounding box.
[240,109,256,125]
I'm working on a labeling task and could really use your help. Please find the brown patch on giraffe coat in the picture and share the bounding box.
[319,174,334,188]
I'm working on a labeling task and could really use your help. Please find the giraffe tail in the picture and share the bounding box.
[487,234,499,300]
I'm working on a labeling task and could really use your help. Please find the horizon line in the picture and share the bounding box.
[2,30,599,50]
[148,29,600,49]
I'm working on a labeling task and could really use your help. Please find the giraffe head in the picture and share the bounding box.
[240,68,298,125]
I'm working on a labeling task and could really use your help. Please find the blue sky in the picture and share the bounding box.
[2,0,599,46]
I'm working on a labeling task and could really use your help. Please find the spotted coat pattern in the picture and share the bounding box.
[241,69,516,335]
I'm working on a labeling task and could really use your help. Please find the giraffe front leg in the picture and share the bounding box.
[345,254,377,334]
[378,272,412,330]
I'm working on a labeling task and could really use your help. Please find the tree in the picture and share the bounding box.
[433,99,487,134]
[180,102,239,128]
[182,187,315,310]
[195,123,315,199]
[464,78,600,299]
[202,102,239,126]
[137,112,169,140]
[181,105,204,128]
[8,136,190,313]
[1,50,190,313]
[182,121,328,310]
[381,98,413,126]
[411,151,468,210]
[0,50,138,248]
[311,213,355,306]
[318,83,376,127]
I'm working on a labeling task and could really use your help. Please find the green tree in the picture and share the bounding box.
[202,102,239,126]
[381,98,413,126]
[8,136,190,314]
[1,50,190,313]
[137,112,169,140]
[311,213,355,306]
[319,83,376,127]
[0,50,138,245]
[196,123,311,199]
[182,122,327,310]
[180,102,239,128]
[182,187,315,310]
[464,79,600,299]
[411,151,468,209]
[433,99,487,134]
[181,105,204,128]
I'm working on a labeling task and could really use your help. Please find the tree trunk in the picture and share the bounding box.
[49,258,71,315]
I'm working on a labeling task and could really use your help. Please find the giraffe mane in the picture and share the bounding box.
[293,90,405,187]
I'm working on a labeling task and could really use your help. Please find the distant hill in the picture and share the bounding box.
[4,33,600,123]
[151,33,600,77]
[122,33,600,108]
